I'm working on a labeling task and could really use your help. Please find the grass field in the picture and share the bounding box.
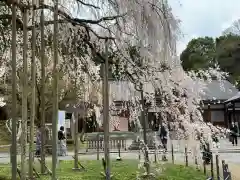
[0,160,207,180]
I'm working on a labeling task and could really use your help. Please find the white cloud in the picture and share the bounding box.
[169,0,240,54]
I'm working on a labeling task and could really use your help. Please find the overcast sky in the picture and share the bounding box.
[169,0,240,55]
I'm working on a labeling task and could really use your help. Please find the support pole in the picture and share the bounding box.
[140,84,150,174]
[11,0,17,179]
[73,55,79,170]
[40,0,46,174]
[52,0,59,179]
[103,39,110,179]
[29,0,37,178]
[73,112,79,169]
[21,8,28,180]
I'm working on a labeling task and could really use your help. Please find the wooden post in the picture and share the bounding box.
[40,0,46,174]
[103,39,110,178]
[97,133,100,160]
[140,84,150,174]
[138,148,141,160]
[233,102,235,123]
[21,8,28,180]
[29,0,37,178]
[216,154,220,180]
[52,0,59,179]
[73,112,79,169]
[208,104,211,122]
[154,143,157,163]
[185,145,188,167]
[194,156,198,169]
[210,152,214,179]
[224,104,228,128]
[222,160,225,176]
[116,142,122,161]
[171,144,174,164]
[203,162,206,175]
[118,142,121,157]
[11,0,17,179]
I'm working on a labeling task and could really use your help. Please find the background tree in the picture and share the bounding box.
[180,37,216,71]
[180,34,240,88]
[216,34,240,85]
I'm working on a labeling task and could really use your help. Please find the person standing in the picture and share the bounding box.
[159,124,168,151]
[230,122,239,146]
[35,125,41,157]
[58,126,67,156]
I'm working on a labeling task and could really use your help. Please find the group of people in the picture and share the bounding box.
[35,125,67,157]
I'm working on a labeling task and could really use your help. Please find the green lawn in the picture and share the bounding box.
[0,160,207,180]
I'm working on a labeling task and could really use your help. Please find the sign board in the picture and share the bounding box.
[65,119,70,128]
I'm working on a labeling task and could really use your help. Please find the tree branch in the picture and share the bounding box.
[0,0,119,40]
[76,0,100,9]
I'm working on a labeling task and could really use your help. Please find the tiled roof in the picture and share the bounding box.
[224,92,240,103]
[201,80,238,101]
[108,80,239,102]
[109,81,154,101]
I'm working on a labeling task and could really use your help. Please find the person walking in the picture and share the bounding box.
[159,123,168,151]
[230,122,239,146]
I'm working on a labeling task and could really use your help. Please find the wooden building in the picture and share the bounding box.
[107,81,154,132]
[201,80,238,128]
[224,92,240,128]
[108,80,240,130]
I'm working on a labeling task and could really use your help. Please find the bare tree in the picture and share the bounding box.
[223,19,240,35]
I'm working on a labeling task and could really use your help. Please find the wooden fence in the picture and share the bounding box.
[163,144,233,180]
[85,135,127,151]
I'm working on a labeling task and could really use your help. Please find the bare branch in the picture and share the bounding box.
[76,0,100,9]
[72,14,125,24]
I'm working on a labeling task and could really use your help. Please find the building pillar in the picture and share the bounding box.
[233,102,236,123]
[207,104,211,122]
[224,104,228,128]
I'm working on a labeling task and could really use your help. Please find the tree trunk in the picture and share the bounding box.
[74,112,79,169]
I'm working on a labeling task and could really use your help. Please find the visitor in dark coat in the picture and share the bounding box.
[159,124,168,151]
[230,122,239,146]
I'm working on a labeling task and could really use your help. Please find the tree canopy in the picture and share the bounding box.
[180,34,240,87]
[0,0,228,140]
